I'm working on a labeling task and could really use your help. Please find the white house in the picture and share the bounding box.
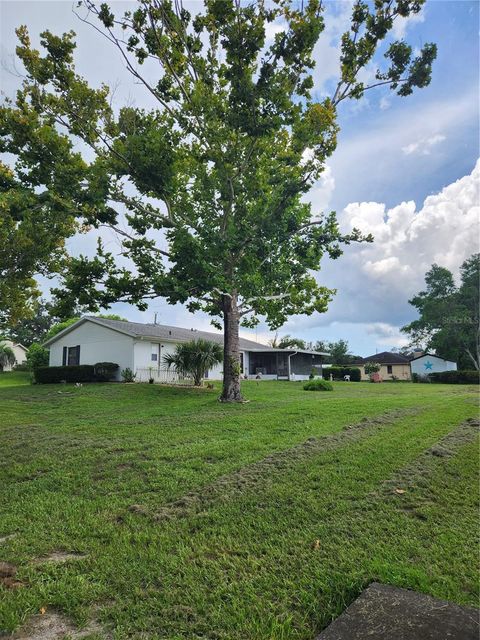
[43,316,328,382]
[410,353,457,377]
[0,340,28,371]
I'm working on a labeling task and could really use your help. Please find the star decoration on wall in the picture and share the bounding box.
[424,361,433,370]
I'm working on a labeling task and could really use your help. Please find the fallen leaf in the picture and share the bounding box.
[394,489,406,495]
[312,539,321,550]
[40,607,47,615]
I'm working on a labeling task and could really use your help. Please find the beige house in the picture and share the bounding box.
[0,340,28,371]
[352,352,411,381]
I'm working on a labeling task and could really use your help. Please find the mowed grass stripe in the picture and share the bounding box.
[80,399,476,639]
[0,377,478,639]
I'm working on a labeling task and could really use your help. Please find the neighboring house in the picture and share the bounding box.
[410,353,457,377]
[43,316,328,381]
[0,340,28,371]
[352,352,412,381]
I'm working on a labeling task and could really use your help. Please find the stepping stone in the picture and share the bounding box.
[316,582,479,640]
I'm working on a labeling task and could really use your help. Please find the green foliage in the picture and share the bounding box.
[5,298,57,346]
[163,339,223,386]
[34,364,96,383]
[428,370,479,385]
[364,362,381,375]
[271,334,307,349]
[402,254,479,370]
[94,361,119,381]
[26,343,49,370]
[121,368,136,383]
[303,378,333,391]
[0,342,16,370]
[13,362,30,372]
[44,317,80,341]
[329,366,361,381]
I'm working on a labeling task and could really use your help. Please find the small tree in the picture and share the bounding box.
[364,362,381,376]
[26,343,49,370]
[0,342,16,371]
[163,339,223,387]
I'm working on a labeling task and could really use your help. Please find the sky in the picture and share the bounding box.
[1,0,479,356]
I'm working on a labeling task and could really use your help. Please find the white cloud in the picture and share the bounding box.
[391,8,425,39]
[306,165,335,213]
[336,158,480,320]
[379,96,391,111]
[402,133,446,156]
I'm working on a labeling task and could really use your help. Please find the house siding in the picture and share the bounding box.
[48,322,134,379]
[358,363,411,381]
[1,341,27,371]
[411,355,457,376]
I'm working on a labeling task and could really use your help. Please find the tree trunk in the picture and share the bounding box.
[220,293,244,402]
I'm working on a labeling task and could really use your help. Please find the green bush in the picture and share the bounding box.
[303,379,333,391]
[328,366,361,382]
[121,367,136,382]
[34,365,97,384]
[428,370,479,384]
[94,362,119,381]
[26,343,49,370]
[13,363,30,371]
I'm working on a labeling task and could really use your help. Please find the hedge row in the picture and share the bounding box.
[328,366,362,382]
[34,362,118,384]
[428,370,479,384]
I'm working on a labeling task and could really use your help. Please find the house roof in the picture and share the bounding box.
[43,316,329,356]
[409,352,455,363]
[1,339,27,352]
[353,351,411,365]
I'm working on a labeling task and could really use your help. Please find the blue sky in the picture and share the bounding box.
[1,1,479,356]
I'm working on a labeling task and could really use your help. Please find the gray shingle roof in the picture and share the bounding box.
[86,316,275,351]
[360,351,411,365]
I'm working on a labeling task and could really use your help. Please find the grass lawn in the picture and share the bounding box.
[0,372,478,639]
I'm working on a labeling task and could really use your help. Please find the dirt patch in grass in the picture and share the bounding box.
[9,612,104,640]
[0,533,17,544]
[122,408,418,523]
[33,552,88,565]
[0,561,26,590]
[376,418,479,512]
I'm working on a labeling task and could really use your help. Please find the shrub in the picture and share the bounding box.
[26,343,49,370]
[364,362,381,375]
[328,366,361,382]
[34,365,96,384]
[163,339,223,386]
[13,363,30,371]
[303,379,333,391]
[428,370,479,384]
[94,362,119,381]
[121,367,136,382]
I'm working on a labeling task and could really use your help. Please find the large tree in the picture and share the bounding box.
[1,0,436,401]
[402,255,480,370]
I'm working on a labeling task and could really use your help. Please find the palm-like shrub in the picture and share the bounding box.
[163,339,223,386]
[0,342,16,371]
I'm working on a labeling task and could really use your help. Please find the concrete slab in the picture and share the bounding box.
[316,582,479,640]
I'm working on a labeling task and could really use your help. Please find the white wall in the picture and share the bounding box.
[48,321,134,379]
[1,341,27,371]
[411,355,457,376]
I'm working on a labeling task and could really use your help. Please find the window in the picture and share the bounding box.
[387,365,393,374]
[151,353,158,361]
[67,345,80,366]
[62,346,67,366]
[240,353,244,374]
